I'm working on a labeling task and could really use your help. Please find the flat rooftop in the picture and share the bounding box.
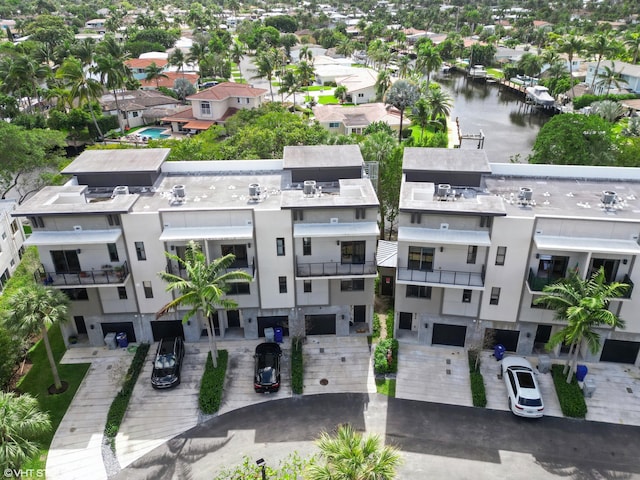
[61,148,170,174]
[283,145,363,169]
[281,178,379,209]
[400,182,506,216]
[403,148,491,173]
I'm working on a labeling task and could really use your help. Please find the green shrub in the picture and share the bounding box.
[385,308,394,339]
[374,338,398,374]
[291,337,304,394]
[372,313,381,339]
[104,343,150,442]
[467,350,487,407]
[199,350,228,414]
[572,93,639,110]
[551,364,587,418]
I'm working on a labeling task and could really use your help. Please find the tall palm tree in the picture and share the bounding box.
[145,62,169,88]
[306,424,402,480]
[252,49,278,101]
[517,52,543,78]
[397,55,411,79]
[299,45,314,64]
[158,241,252,367]
[555,34,585,100]
[93,54,132,129]
[416,42,442,86]
[409,97,431,143]
[280,70,300,106]
[588,33,615,91]
[10,54,51,111]
[426,87,452,128]
[230,41,245,78]
[72,38,96,67]
[384,79,419,142]
[334,85,348,104]
[0,392,51,470]
[595,62,627,96]
[336,38,355,59]
[374,69,392,101]
[56,56,105,139]
[534,267,628,383]
[168,49,186,79]
[296,60,315,88]
[5,286,70,391]
[624,31,640,65]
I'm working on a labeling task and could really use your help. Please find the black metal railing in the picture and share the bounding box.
[397,266,485,287]
[35,261,129,287]
[296,260,377,277]
[527,268,634,299]
[166,258,256,279]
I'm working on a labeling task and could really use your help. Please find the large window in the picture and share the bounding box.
[200,101,211,115]
[303,237,312,256]
[589,258,619,283]
[221,244,248,267]
[406,285,432,298]
[303,280,312,293]
[107,243,119,262]
[62,288,89,301]
[341,241,365,264]
[408,246,434,271]
[489,287,501,305]
[467,245,478,264]
[537,255,569,280]
[341,279,365,291]
[51,250,81,273]
[276,238,285,256]
[279,276,287,293]
[135,242,146,261]
[495,246,507,266]
[228,283,250,295]
[143,281,153,298]
[462,289,472,303]
[118,286,128,300]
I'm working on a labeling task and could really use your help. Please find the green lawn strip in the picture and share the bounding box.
[291,338,304,394]
[374,339,398,374]
[375,378,396,397]
[467,350,487,408]
[317,95,340,105]
[486,68,504,79]
[104,343,150,445]
[551,364,587,418]
[301,86,328,92]
[17,323,91,470]
[199,350,229,413]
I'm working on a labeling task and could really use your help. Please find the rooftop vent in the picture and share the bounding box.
[304,180,317,196]
[601,190,616,205]
[112,185,129,197]
[518,186,533,201]
[437,183,451,198]
[248,183,262,201]
[173,185,186,198]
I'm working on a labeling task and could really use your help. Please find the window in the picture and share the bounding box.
[303,237,312,256]
[62,288,89,301]
[480,216,493,228]
[355,208,366,219]
[462,289,472,303]
[303,280,312,293]
[279,276,287,293]
[135,242,146,261]
[221,244,248,267]
[107,214,120,226]
[467,245,478,264]
[495,246,507,266]
[143,281,153,298]
[408,246,434,271]
[341,279,365,291]
[237,97,241,103]
[358,93,364,97]
[329,122,340,128]
[410,212,422,224]
[132,111,139,118]
[200,101,211,115]
[293,210,304,221]
[10,220,18,234]
[228,283,250,295]
[107,243,119,262]
[406,285,432,298]
[341,241,365,264]
[118,286,128,300]
[489,287,501,305]
[276,238,285,256]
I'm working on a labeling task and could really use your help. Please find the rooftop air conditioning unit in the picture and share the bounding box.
[518,186,533,201]
[602,190,616,205]
[173,185,186,198]
[248,183,261,200]
[303,180,316,196]
[112,185,129,196]
[437,183,451,197]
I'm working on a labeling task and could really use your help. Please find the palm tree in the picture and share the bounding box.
[0,392,51,470]
[93,54,131,129]
[334,85,348,104]
[230,41,245,78]
[296,60,315,88]
[426,87,453,125]
[299,45,314,64]
[336,38,355,59]
[252,49,278,101]
[517,52,543,78]
[306,424,402,480]
[624,31,640,65]
[280,70,300,106]
[5,286,70,391]
[595,62,627,96]
[384,80,419,142]
[145,62,169,88]
[56,56,105,139]
[397,55,411,79]
[10,54,51,111]
[588,33,615,91]
[168,49,186,79]
[555,34,585,100]
[534,267,628,383]
[416,42,442,85]
[157,241,252,367]
[72,38,96,67]
[374,69,392,102]
[409,97,431,143]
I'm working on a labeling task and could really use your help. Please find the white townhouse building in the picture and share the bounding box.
[0,200,27,293]
[393,148,640,366]
[13,146,379,347]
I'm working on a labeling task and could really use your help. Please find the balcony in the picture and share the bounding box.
[296,260,377,278]
[397,266,485,288]
[166,259,256,279]
[527,268,634,299]
[35,261,130,287]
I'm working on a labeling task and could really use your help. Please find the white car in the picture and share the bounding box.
[501,356,544,418]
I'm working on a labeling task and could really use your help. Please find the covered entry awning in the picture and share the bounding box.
[160,226,253,241]
[534,234,640,255]
[293,222,379,238]
[398,227,491,246]
[25,230,122,246]
[182,120,216,130]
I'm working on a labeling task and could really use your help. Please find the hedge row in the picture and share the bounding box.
[291,337,304,394]
[551,364,587,418]
[104,343,150,442]
[572,93,639,110]
[372,313,381,339]
[374,338,398,374]
[467,350,487,408]
[385,308,394,339]
[199,350,229,414]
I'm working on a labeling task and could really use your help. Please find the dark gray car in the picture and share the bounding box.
[151,337,185,389]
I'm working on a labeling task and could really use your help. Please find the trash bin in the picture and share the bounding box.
[274,326,283,343]
[494,344,506,361]
[104,332,117,350]
[583,377,596,398]
[264,327,275,342]
[576,364,588,382]
[116,332,128,348]
[537,355,551,374]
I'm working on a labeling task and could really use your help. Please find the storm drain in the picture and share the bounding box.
[446,359,451,365]
[319,348,325,354]
[320,378,329,386]
[92,350,98,356]
[446,369,451,375]
[341,357,346,362]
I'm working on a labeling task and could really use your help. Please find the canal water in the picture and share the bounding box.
[436,71,552,163]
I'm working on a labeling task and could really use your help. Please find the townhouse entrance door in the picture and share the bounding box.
[227,310,240,328]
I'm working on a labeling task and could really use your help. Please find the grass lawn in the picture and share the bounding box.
[375,378,396,397]
[351,63,367,68]
[301,86,328,92]
[17,323,90,470]
[487,68,504,79]
[317,95,340,105]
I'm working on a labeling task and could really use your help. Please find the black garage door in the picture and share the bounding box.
[484,328,520,351]
[432,323,466,347]
[151,320,184,341]
[305,314,336,335]
[257,316,289,338]
[600,339,640,364]
[101,322,136,342]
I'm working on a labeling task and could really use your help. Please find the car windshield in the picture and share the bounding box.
[259,366,276,384]
[155,354,176,370]
[519,397,543,407]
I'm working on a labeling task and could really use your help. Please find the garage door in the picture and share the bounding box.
[101,322,136,342]
[151,320,184,341]
[484,328,520,351]
[305,314,336,335]
[600,339,640,364]
[432,323,466,347]
[257,316,289,338]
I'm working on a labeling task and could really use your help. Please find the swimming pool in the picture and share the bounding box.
[136,127,171,139]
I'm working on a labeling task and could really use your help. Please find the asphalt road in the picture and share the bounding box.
[115,393,640,479]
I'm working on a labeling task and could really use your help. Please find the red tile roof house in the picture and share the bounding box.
[162,82,268,133]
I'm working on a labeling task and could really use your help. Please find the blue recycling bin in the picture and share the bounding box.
[576,364,588,382]
[494,344,506,361]
[116,332,128,348]
[274,326,283,343]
